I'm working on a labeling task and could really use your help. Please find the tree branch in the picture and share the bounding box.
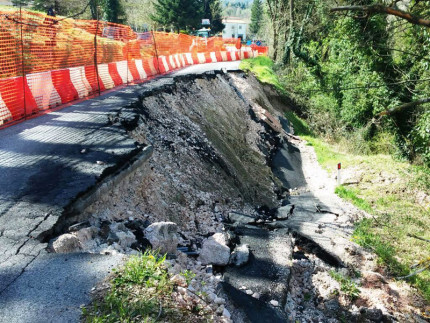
[378,97,430,117]
[407,233,430,244]
[330,4,430,28]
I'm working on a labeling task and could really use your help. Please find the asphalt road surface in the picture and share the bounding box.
[0,61,240,323]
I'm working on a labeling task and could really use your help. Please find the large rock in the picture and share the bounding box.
[116,230,137,248]
[229,244,250,267]
[144,222,178,254]
[50,233,81,253]
[198,233,231,266]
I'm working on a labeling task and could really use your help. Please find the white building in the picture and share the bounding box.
[222,17,249,40]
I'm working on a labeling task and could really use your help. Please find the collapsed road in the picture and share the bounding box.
[0,61,426,322]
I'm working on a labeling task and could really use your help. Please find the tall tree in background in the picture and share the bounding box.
[104,0,125,23]
[249,0,263,36]
[90,0,100,19]
[32,0,60,14]
[12,0,30,6]
[265,0,289,60]
[203,0,225,34]
[151,0,202,32]
[123,0,156,31]
[209,0,225,34]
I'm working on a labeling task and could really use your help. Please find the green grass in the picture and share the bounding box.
[239,56,285,93]
[82,251,210,322]
[329,270,361,300]
[82,251,171,322]
[284,110,313,137]
[285,110,430,302]
[335,186,372,213]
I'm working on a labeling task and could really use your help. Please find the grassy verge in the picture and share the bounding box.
[239,56,285,94]
[82,251,210,322]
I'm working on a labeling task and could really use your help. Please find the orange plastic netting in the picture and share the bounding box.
[0,8,267,127]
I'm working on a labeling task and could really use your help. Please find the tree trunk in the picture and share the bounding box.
[378,98,430,117]
[272,25,278,61]
[90,0,98,20]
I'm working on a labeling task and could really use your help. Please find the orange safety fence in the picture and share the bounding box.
[0,8,268,128]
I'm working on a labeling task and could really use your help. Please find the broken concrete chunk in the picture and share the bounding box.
[270,300,279,307]
[144,222,178,254]
[229,244,250,267]
[228,212,255,224]
[116,230,137,248]
[50,233,81,253]
[75,227,97,244]
[198,232,231,266]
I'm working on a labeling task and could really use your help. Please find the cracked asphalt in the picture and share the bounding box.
[0,61,240,323]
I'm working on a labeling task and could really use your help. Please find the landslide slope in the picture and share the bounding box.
[82,71,285,243]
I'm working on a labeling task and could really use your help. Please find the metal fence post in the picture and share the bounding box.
[94,5,101,96]
[151,30,161,75]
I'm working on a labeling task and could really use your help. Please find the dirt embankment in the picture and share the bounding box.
[48,70,427,322]
[80,71,285,243]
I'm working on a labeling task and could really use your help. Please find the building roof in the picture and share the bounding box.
[222,16,249,24]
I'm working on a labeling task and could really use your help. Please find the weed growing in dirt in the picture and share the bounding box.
[82,251,210,322]
[82,251,172,322]
[181,269,196,285]
[329,270,360,300]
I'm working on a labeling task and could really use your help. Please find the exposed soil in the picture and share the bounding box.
[47,71,428,322]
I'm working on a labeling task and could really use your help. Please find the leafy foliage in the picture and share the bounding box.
[201,0,225,34]
[151,0,202,32]
[410,109,430,164]
[83,251,172,322]
[249,0,263,36]
[223,0,251,19]
[103,0,126,23]
[262,0,430,166]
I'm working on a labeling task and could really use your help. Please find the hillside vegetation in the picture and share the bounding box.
[240,56,430,302]
[259,0,430,168]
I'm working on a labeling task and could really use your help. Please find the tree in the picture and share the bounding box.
[11,0,30,6]
[30,0,92,16]
[249,0,263,36]
[103,0,126,23]
[209,0,225,34]
[32,0,60,14]
[90,0,100,19]
[265,0,289,60]
[123,0,156,31]
[151,0,202,33]
[331,3,430,28]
